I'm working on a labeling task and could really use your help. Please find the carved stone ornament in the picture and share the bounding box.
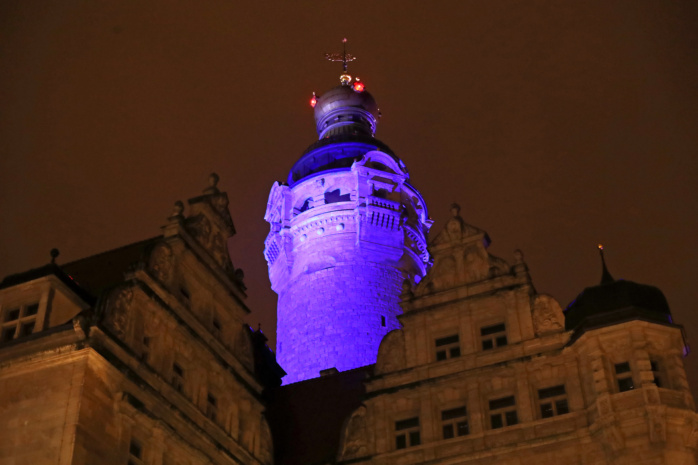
[647,406,666,443]
[211,194,232,224]
[375,329,406,374]
[431,204,484,246]
[149,243,174,285]
[187,214,212,248]
[234,325,254,370]
[339,405,369,460]
[532,294,565,336]
[108,286,134,338]
[211,232,228,268]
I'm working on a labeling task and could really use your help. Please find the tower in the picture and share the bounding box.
[263,45,432,384]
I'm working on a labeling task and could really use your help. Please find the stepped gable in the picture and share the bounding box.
[413,203,511,297]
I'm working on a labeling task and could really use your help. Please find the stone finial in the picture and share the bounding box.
[598,243,615,284]
[50,248,60,264]
[204,173,220,195]
[450,203,461,217]
[171,201,184,219]
[514,249,524,264]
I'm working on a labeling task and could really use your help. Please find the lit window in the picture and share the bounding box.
[489,396,517,429]
[615,362,634,392]
[441,406,469,439]
[538,385,569,418]
[651,360,662,388]
[1,303,39,342]
[206,393,218,422]
[128,438,144,465]
[172,362,185,393]
[395,417,420,449]
[435,334,461,361]
[480,323,507,350]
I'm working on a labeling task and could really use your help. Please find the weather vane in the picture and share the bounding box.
[325,38,356,85]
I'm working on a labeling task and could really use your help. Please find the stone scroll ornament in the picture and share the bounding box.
[531,294,565,336]
[375,329,406,374]
[149,243,174,285]
[339,405,368,460]
[107,286,134,338]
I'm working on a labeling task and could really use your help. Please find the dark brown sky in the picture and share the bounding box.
[1,1,697,396]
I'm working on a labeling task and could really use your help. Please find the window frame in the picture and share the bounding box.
[434,334,461,361]
[394,416,421,450]
[614,361,634,392]
[441,406,469,439]
[537,384,569,419]
[1,302,40,342]
[171,360,185,393]
[480,322,508,351]
[128,438,145,465]
[206,391,218,422]
[650,359,663,388]
[488,395,518,429]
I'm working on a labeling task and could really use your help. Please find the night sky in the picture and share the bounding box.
[1,2,697,398]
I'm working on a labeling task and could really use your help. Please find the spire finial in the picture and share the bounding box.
[450,203,461,217]
[325,38,356,85]
[598,244,615,284]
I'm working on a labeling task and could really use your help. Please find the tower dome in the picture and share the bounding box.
[264,46,432,383]
[289,80,400,186]
[564,245,673,338]
[313,83,379,138]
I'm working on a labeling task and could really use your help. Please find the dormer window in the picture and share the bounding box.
[1,302,39,342]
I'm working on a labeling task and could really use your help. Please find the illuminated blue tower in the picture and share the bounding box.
[264,53,431,384]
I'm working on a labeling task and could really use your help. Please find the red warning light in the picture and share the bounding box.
[353,81,364,92]
[310,93,317,108]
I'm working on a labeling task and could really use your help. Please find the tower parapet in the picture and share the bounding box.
[264,53,431,383]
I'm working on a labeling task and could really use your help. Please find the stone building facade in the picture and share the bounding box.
[2,65,698,465]
[331,207,698,465]
[0,176,279,465]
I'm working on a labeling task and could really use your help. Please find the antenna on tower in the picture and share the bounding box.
[325,38,356,85]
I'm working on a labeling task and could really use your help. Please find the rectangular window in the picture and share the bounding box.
[172,362,185,393]
[128,438,144,465]
[615,362,634,392]
[1,303,39,342]
[651,360,662,387]
[489,396,517,429]
[381,315,386,327]
[441,406,469,439]
[538,385,569,418]
[435,334,461,361]
[206,393,218,422]
[395,417,420,449]
[480,323,507,350]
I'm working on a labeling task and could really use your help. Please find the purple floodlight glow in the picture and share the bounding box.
[264,149,431,384]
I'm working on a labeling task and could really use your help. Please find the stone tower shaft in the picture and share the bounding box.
[264,78,431,384]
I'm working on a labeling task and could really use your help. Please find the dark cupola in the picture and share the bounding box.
[564,245,673,338]
[288,39,402,186]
